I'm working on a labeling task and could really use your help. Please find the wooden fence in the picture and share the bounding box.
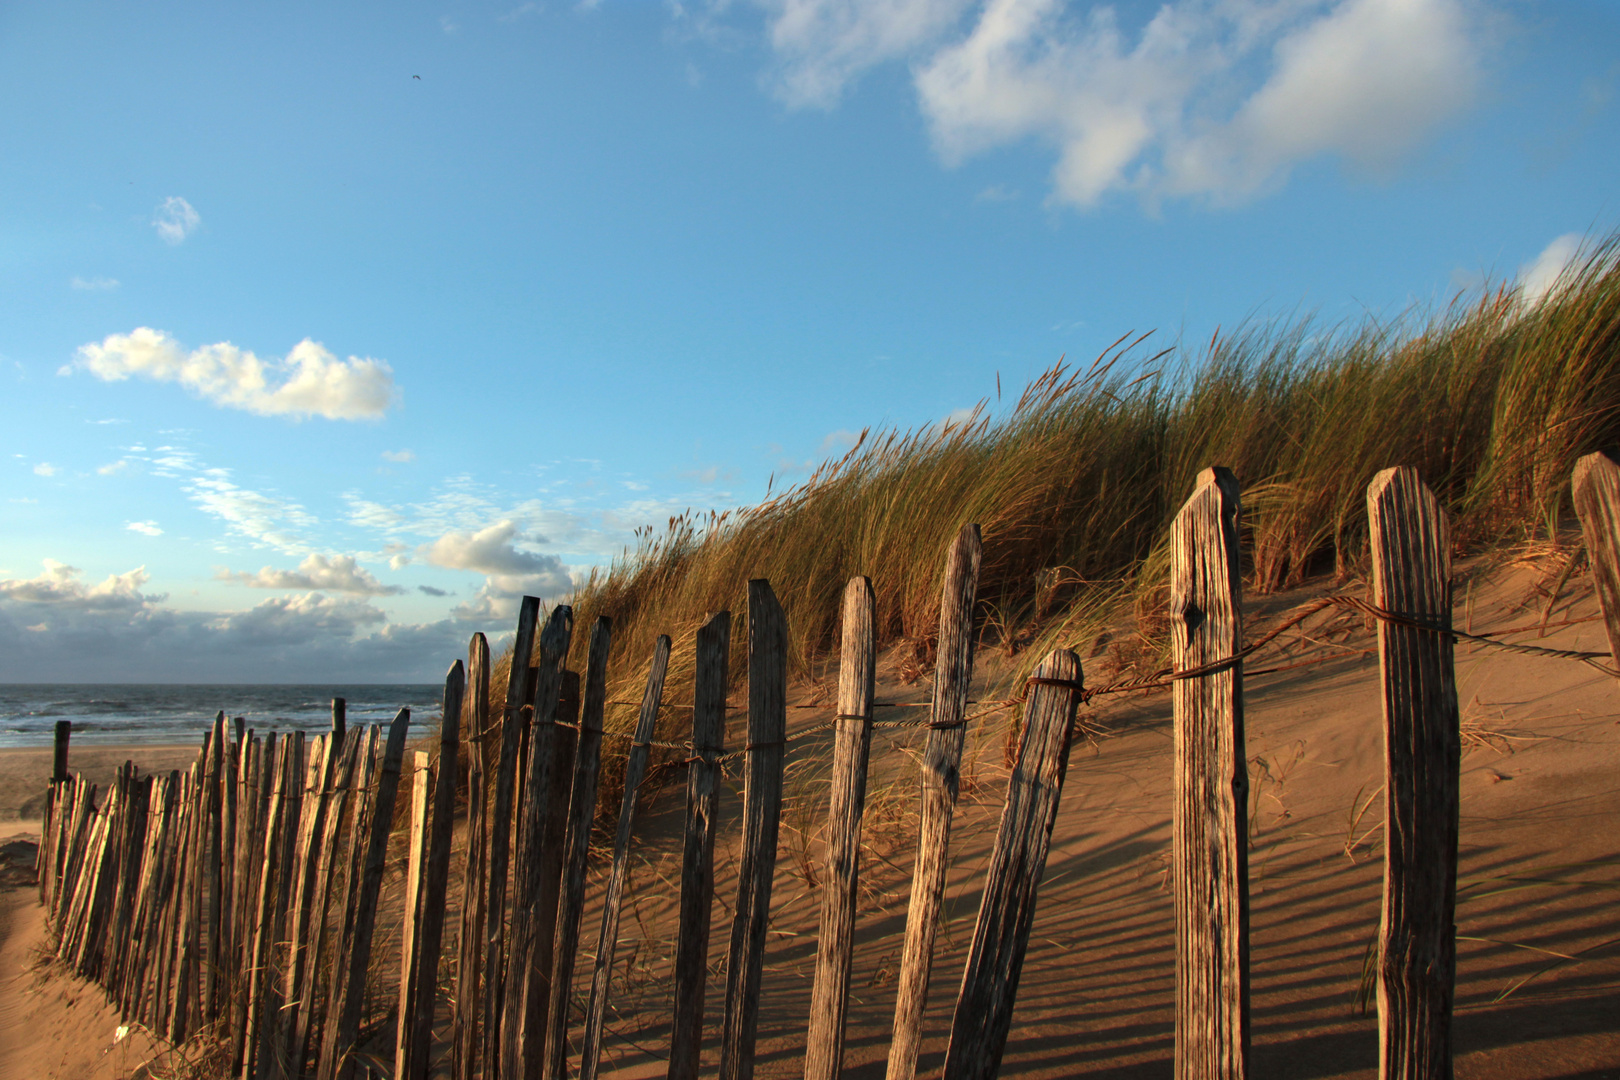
[33,456,1620,1080]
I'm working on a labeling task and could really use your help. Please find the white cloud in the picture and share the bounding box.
[69,327,398,421]
[498,2,541,21]
[98,460,130,476]
[381,449,416,463]
[1517,233,1584,309]
[422,520,571,590]
[763,0,977,106]
[153,196,201,244]
[71,276,120,291]
[219,553,404,596]
[32,463,58,477]
[758,0,1486,207]
[126,520,163,536]
[143,447,316,553]
[0,560,158,613]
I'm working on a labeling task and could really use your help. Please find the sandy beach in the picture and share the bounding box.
[0,553,1616,1078]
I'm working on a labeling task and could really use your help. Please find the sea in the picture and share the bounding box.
[0,684,444,749]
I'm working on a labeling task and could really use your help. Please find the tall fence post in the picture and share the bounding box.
[480,596,542,1080]
[542,616,613,1080]
[888,523,983,1080]
[668,611,730,1080]
[1572,451,1620,675]
[718,579,788,1080]
[941,649,1084,1080]
[1369,466,1459,1080]
[803,576,877,1080]
[395,750,432,1080]
[1172,466,1250,1080]
[455,634,491,1080]
[405,659,465,1080]
[579,635,673,1080]
[53,719,71,783]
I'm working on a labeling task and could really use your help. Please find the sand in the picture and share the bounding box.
[0,551,1616,1078]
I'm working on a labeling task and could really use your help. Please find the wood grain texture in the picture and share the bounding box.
[318,709,411,1080]
[887,524,983,1080]
[941,649,1084,1080]
[1368,467,1459,1080]
[405,660,466,1080]
[667,611,730,1080]
[292,728,362,1073]
[395,750,433,1080]
[718,580,788,1080]
[243,736,293,1080]
[479,595,542,1080]
[804,577,877,1080]
[503,606,577,1079]
[1172,467,1250,1080]
[317,727,380,1080]
[454,633,490,1080]
[1572,451,1620,671]
[579,635,673,1080]
[280,734,336,1071]
[542,615,614,1080]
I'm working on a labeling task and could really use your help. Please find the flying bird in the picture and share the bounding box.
[413,75,421,80]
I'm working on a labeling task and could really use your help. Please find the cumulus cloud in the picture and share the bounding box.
[1517,233,1584,309]
[418,584,450,597]
[126,520,163,536]
[71,276,120,291]
[33,463,58,477]
[69,327,398,421]
[754,0,1486,207]
[423,521,572,591]
[218,553,404,596]
[153,196,201,244]
[0,560,159,613]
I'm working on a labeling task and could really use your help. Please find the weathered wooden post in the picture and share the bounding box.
[318,708,411,1080]
[395,750,432,1080]
[667,611,730,1080]
[480,596,542,1080]
[542,616,613,1080]
[940,648,1084,1080]
[504,607,575,1079]
[887,524,983,1080]
[1572,451,1620,673]
[579,635,673,1080]
[804,576,877,1080]
[454,634,491,1080]
[718,580,788,1080]
[404,660,465,1080]
[53,719,71,784]
[1369,466,1459,1080]
[1172,466,1250,1080]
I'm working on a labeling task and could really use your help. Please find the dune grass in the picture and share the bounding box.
[485,233,1620,778]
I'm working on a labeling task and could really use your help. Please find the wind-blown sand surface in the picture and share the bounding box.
[0,553,1616,1079]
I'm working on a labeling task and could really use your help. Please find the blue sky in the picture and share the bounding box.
[1,0,1616,682]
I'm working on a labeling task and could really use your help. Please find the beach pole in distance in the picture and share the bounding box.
[54,720,72,785]
[331,698,347,748]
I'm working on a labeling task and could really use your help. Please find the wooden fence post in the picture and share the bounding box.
[940,649,1084,1080]
[542,616,613,1080]
[887,524,983,1080]
[479,596,542,1080]
[804,577,877,1080]
[318,708,412,1080]
[1368,467,1459,1080]
[504,606,576,1079]
[53,719,71,783]
[405,660,466,1080]
[316,726,380,1080]
[455,633,491,1080]
[395,750,432,1080]
[1572,451,1620,673]
[718,580,788,1080]
[292,729,362,1073]
[667,611,730,1080]
[1172,467,1250,1079]
[579,635,673,1080]
[242,736,293,1080]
